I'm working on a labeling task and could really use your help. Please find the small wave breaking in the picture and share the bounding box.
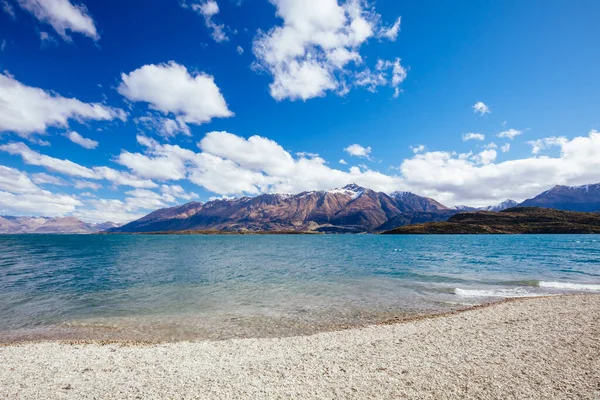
[454,280,600,298]
[538,281,600,291]
[453,288,536,298]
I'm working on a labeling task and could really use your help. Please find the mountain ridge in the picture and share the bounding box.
[0,216,121,234]
[112,184,451,233]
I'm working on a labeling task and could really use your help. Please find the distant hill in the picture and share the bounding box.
[519,184,600,212]
[0,216,121,234]
[453,199,518,213]
[382,207,600,234]
[111,184,450,233]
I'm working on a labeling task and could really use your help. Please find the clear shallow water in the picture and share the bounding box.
[0,234,599,342]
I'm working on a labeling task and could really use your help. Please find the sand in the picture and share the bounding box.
[1,294,599,399]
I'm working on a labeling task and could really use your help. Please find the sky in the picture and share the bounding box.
[0,0,599,223]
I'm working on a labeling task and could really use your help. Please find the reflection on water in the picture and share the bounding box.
[0,234,599,342]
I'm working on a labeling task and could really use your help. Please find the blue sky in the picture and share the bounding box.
[0,0,599,222]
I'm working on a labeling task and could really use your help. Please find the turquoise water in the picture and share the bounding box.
[1,234,599,342]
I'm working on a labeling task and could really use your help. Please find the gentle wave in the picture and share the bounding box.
[453,288,537,298]
[538,281,600,291]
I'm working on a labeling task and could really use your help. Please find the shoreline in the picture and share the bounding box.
[1,294,598,399]
[0,296,557,347]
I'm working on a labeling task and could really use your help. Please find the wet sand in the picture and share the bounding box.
[1,294,599,399]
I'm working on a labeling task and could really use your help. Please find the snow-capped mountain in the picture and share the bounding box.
[519,183,600,212]
[113,184,451,233]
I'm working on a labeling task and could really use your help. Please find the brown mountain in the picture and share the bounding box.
[383,207,600,234]
[519,183,600,212]
[0,216,121,234]
[112,184,450,233]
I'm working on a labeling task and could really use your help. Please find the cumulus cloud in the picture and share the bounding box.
[472,101,490,115]
[498,128,523,140]
[118,62,233,132]
[0,142,157,188]
[70,198,147,224]
[501,143,511,153]
[183,0,228,43]
[236,45,244,55]
[6,129,600,218]
[252,0,404,100]
[339,159,347,165]
[0,72,126,138]
[399,130,600,206]
[65,131,98,149]
[528,136,567,154]
[116,132,401,196]
[462,133,485,141]
[160,184,199,201]
[0,165,82,215]
[16,0,99,41]
[344,143,371,158]
[72,185,199,223]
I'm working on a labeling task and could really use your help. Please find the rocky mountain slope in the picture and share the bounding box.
[383,207,600,234]
[0,216,121,234]
[112,184,450,233]
[519,184,600,212]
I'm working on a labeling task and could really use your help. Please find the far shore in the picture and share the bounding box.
[1,294,598,399]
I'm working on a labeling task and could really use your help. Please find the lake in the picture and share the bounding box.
[1,234,599,342]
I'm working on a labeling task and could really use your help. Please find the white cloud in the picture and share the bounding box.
[0,165,82,215]
[31,172,68,186]
[378,17,401,41]
[252,0,404,100]
[65,131,98,149]
[410,145,425,154]
[472,149,497,165]
[528,136,567,154]
[160,184,199,201]
[135,115,191,138]
[70,198,147,224]
[501,143,511,153]
[184,0,228,43]
[1,39,6,51]
[399,130,600,207]
[6,129,600,218]
[472,101,490,115]
[355,58,407,97]
[498,128,523,140]
[121,132,402,196]
[344,143,371,158]
[462,132,485,141]
[117,62,233,130]
[0,142,157,188]
[339,159,347,165]
[74,180,101,190]
[0,72,126,138]
[16,0,99,41]
[236,45,244,55]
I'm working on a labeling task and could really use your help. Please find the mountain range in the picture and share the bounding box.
[3,182,599,234]
[111,182,600,233]
[112,184,451,233]
[0,216,120,234]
